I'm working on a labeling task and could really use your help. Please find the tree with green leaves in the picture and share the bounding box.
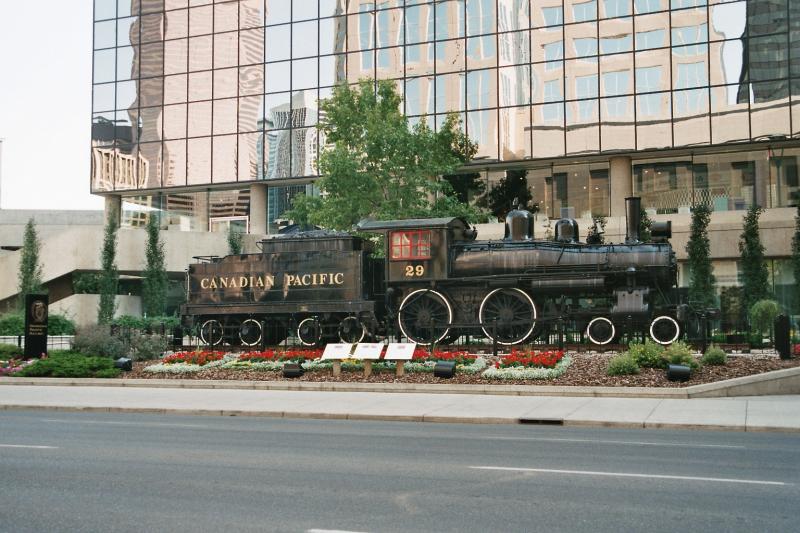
[227,225,243,255]
[586,215,606,244]
[686,204,716,309]
[639,206,653,242]
[739,205,770,312]
[285,79,487,231]
[792,203,800,311]
[97,210,119,325]
[17,218,44,308]
[481,169,535,221]
[141,215,168,317]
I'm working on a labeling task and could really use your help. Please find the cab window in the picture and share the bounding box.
[390,230,432,260]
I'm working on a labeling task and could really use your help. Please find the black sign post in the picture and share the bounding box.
[24,294,48,359]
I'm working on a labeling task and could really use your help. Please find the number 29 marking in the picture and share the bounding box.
[404,265,425,277]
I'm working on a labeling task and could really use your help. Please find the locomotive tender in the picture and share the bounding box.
[181,197,682,347]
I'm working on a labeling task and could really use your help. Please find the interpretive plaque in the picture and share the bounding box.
[352,343,384,360]
[385,343,416,360]
[24,294,48,358]
[321,343,353,360]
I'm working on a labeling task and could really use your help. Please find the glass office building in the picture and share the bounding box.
[92,0,800,231]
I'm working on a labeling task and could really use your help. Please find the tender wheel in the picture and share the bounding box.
[339,317,366,344]
[239,319,262,347]
[650,315,680,345]
[586,317,616,345]
[199,319,224,346]
[398,289,453,345]
[479,288,537,345]
[297,317,323,347]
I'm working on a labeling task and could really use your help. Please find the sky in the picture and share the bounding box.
[0,0,103,211]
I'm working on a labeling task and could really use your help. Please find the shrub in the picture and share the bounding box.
[701,345,727,366]
[627,340,667,368]
[14,351,120,378]
[607,354,640,376]
[749,299,781,338]
[47,314,76,335]
[663,340,699,369]
[128,331,169,361]
[111,315,180,332]
[0,314,25,335]
[71,325,129,359]
[0,313,75,336]
[0,343,23,358]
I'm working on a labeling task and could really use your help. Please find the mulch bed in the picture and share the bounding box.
[120,351,800,388]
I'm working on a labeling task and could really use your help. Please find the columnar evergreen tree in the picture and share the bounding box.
[97,210,119,324]
[686,203,716,308]
[227,224,243,255]
[792,203,800,310]
[739,205,770,312]
[142,215,168,317]
[17,218,44,308]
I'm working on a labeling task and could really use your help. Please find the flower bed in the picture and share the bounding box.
[400,348,487,374]
[482,349,571,380]
[0,358,35,376]
[220,349,323,371]
[143,350,228,374]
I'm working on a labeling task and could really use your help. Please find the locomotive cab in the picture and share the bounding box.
[357,217,474,284]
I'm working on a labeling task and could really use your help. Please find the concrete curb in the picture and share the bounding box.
[4,366,800,398]
[0,376,690,398]
[686,366,800,398]
[2,404,798,433]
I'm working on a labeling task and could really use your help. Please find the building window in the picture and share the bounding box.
[573,1,597,23]
[635,29,665,50]
[601,35,632,54]
[603,0,630,18]
[390,230,432,260]
[543,41,564,70]
[574,38,598,59]
[635,0,660,14]
[542,6,563,26]
[671,0,706,9]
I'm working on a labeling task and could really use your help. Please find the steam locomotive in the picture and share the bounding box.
[181,197,682,347]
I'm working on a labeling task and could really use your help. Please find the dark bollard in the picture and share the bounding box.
[775,314,791,360]
[282,362,304,378]
[433,360,456,378]
[557,316,564,351]
[114,357,133,371]
[666,364,691,382]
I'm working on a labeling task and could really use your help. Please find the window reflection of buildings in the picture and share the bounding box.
[91,0,800,228]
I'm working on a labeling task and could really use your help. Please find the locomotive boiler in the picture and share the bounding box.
[356,196,679,346]
[182,197,682,348]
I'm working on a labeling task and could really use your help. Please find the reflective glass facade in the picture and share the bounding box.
[92,0,800,224]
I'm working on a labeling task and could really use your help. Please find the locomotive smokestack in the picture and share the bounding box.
[625,197,641,244]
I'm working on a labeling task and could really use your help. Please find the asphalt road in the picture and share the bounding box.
[1,411,798,533]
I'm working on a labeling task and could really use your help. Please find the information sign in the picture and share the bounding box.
[321,343,354,360]
[24,294,48,358]
[385,343,416,360]
[352,343,384,360]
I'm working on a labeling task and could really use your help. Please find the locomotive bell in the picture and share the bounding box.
[554,218,579,243]
[504,199,535,241]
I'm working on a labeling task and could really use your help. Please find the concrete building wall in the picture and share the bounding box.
[50,294,142,328]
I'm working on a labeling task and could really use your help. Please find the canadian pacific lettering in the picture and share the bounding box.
[199,272,344,290]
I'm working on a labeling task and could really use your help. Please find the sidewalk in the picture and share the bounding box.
[1,381,799,432]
